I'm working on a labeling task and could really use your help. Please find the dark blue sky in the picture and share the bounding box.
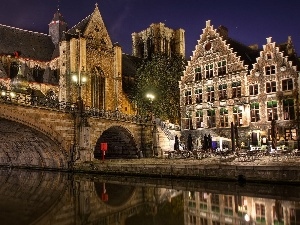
[0,0,299,58]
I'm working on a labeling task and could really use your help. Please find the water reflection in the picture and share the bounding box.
[0,168,300,225]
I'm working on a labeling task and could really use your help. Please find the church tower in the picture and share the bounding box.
[49,9,68,45]
[132,23,185,58]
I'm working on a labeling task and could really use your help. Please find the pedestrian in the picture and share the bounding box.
[187,134,193,151]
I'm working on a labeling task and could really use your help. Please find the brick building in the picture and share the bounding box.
[0,4,140,115]
[180,20,300,150]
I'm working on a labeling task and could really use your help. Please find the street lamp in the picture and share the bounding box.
[70,29,91,164]
[72,67,87,114]
[146,93,155,122]
[146,93,157,157]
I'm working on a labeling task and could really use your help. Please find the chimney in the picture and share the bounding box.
[217,25,228,39]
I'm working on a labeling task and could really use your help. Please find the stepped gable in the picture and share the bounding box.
[277,37,300,69]
[0,24,55,61]
[217,25,260,70]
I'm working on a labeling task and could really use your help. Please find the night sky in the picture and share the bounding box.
[0,0,299,59]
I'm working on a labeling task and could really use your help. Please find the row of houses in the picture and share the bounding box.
[180,20,300,150]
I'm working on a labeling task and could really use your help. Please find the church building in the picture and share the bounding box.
[0,4,140,114]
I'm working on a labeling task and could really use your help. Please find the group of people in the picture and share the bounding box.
[174,133,213,152]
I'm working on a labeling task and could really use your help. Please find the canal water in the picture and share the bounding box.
[0,168,300,225]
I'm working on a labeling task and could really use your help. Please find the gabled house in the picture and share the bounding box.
[180,20,299,150]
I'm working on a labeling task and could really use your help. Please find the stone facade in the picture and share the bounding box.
[180,20,300,150]
[132,22,185,58]
[0,5,138,115]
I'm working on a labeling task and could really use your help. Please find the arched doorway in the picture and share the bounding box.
[94,126,138,159]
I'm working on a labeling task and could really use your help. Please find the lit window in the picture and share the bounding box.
[256,203,266,223]
[282,78,293,91]
[218,84,227,100]
[266,81,276,93]
[195,67,202,81]
[249,84,259,96]
[196,110,203,128]
[285,128,297,141]
[267,101,278,121]
[220,108,228,127]
[233,106,242,126]
[184,90,192,105]
[207,86,215,102]
[195,88,202,104]
[218,60,226,76]
[265,65,276,75]
[283,99,295,120]
[205,63,214,79]
[250,102,260,122]
[207,109,216,128]
[232,81,241,98]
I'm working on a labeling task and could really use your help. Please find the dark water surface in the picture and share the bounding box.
[0,168,300,225]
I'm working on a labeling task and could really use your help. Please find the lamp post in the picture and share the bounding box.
[146,93,155,122]
[70,29,91,164]
[146,93,156,157]
[72,67,87,116]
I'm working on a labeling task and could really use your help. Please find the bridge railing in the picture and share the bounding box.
[0,90,149,124]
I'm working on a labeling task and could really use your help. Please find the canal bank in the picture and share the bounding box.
[73,156,300,184]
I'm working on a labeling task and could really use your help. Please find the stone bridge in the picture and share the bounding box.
[0,101,153,170]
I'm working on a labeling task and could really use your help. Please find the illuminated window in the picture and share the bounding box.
[199,191,208,210]
[285,128,297,141]
[265,65,276,75]
[256,203,266,223]
[200,218,208,225]
[195,88,202,104]
[273,201,283,224]
[218,60,226,76]
[266,81,276,93]
[220,108,229,127]
[233,106,243,126]
[282,78,293,91]
[267,101,278,121]
[283,99,295,120]
[189,215,196,225]
[249,84,259,95]
[224,195,233,216]
[218,84,227,100]
[195,67,202,81]
[196,110,203,128]
[207,109,216,128]
[290,208,300,225]
[185,90,192,105]
[207,86,215,102]
[211,194,220,213]
[232,81,241,98]
[250,102,260,122]
[205,63,214,79]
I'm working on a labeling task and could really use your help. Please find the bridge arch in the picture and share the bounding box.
[0,118,68,168]
[93,125,139,159]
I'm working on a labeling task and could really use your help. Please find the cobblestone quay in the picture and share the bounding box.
[74,156,300,184]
